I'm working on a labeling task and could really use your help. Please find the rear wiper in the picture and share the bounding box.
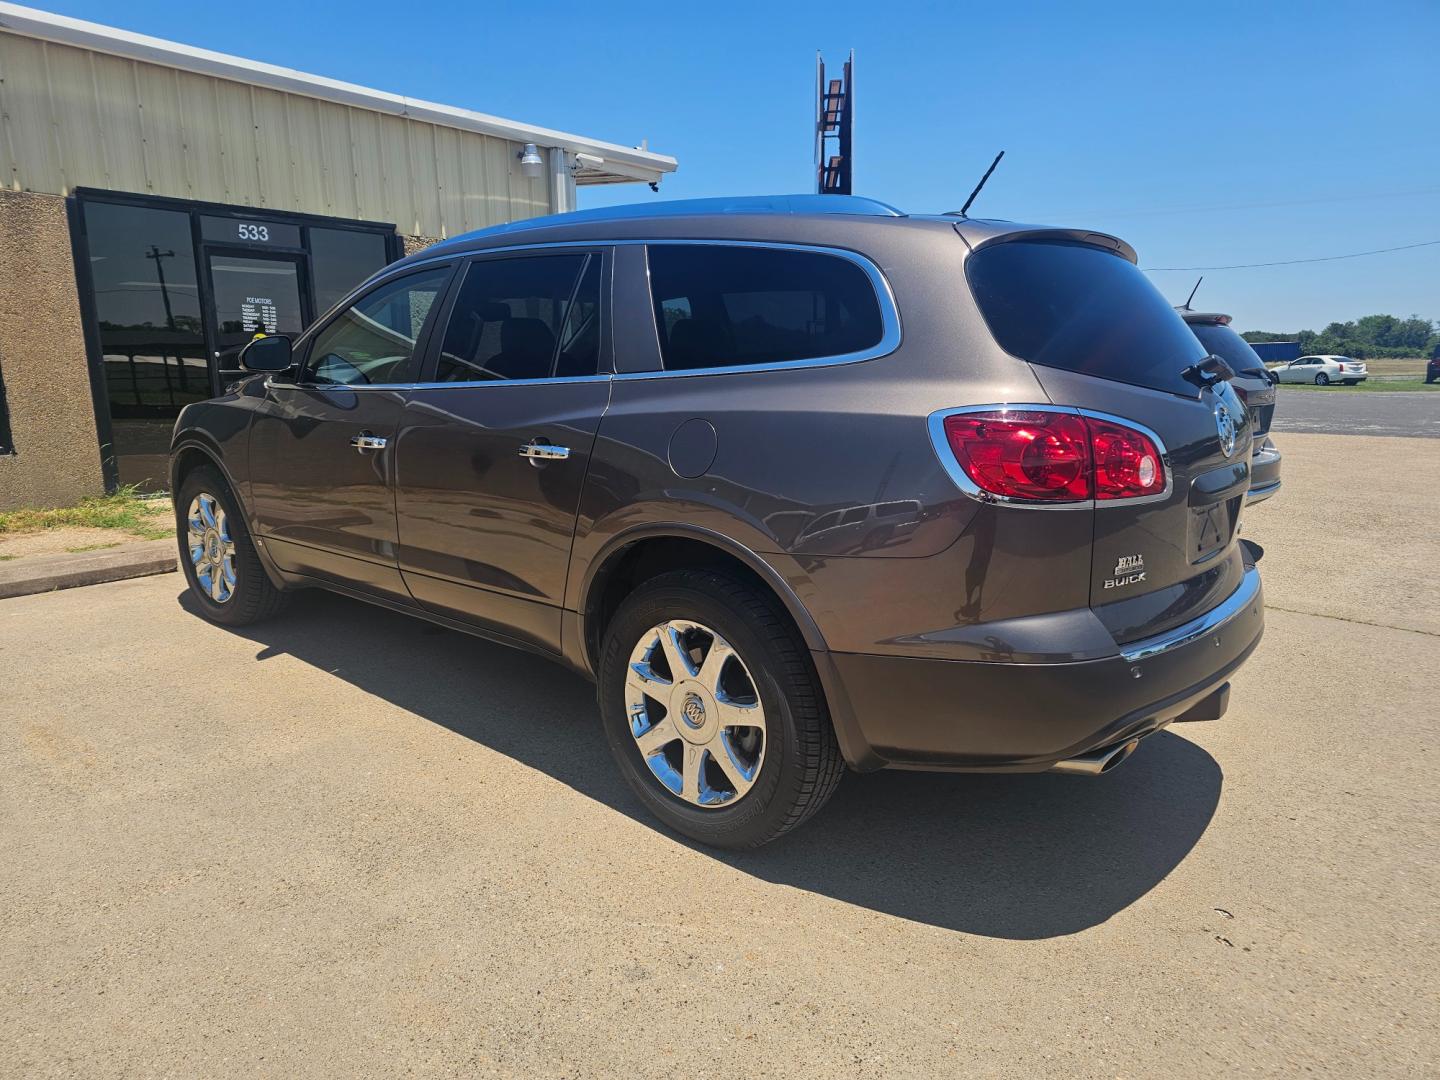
[1182,353,1236,390]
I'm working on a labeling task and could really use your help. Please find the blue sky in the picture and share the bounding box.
[40,0,1440,332]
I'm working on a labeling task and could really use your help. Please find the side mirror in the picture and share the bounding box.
[239,335,293,373]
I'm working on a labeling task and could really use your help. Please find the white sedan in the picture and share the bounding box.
[1269,355,1368,386]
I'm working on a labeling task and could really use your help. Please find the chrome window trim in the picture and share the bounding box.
[926,403,1174,511]
[289,373,615,392]
[408,373,613,391]
[345,237,902,382]
[1119,565,1261,663]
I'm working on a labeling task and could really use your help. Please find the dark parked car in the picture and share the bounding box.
[171,195,1265,848]
[1426,346,1439,384]
[1175,307,1283,505]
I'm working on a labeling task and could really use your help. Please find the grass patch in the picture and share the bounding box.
[0,485,173,536]
[1280,379,1440,392]
[0,554,16,561]
[64,542,122,554]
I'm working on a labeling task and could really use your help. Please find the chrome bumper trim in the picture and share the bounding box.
[1120,565,1263,663]
[1245,479,1281,506]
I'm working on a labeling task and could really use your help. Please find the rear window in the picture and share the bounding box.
[647,245,884,371]
[1187,322,1268,378]
[967,240,1207,396]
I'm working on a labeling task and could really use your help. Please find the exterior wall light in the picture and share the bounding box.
[518,143,544,179]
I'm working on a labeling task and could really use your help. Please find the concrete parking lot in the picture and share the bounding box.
[2,432,1437,1078]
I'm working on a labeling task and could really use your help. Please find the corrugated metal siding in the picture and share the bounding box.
[0,31,552,234]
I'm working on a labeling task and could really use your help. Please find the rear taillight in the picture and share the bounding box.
[1336,363,1346,372]
[937,409,1166,504]
[1086,416,1165,500]
[940,411,1090,502]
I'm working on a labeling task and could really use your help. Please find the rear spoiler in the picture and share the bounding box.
[950,220,1138,264]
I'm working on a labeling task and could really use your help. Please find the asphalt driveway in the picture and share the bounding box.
[1270,387,1440,437]
[1,433,1436,1077]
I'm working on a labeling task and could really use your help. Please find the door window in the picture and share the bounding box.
[209,253,307,365]
[433,254,599,382]
[305,268,451,386]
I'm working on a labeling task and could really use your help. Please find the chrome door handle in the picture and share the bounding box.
[518,442,571,461]
[350,434,388,452]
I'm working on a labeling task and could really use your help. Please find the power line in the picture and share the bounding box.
[1054,186,1440,220]
[1143,239,1440,272]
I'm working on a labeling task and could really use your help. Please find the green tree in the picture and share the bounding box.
[1241,313,1437,359]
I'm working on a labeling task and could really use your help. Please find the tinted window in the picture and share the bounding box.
[967,240,1207,396]
[307,267,450,385]
[434,254,594,382]
[208,253,305,361]
[81,200,207,490]
[310,229,393,316]
[1188,322,1268,377]
[647,245,884,371]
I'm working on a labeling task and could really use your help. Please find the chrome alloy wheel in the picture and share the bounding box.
[625,620,767,808]
[187,492,237,604]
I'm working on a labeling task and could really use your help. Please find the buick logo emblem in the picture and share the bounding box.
[681,693,707,728]
[1214,405,1237,459]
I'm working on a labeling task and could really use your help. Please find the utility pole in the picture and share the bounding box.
[144,245,177,331]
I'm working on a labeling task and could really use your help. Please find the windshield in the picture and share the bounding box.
[967,239,1207,396]
[1188,322,1269,377]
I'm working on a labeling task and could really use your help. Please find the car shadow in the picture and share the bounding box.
[182,587,1223,940]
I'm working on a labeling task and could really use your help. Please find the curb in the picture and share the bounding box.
[0,541,178,600]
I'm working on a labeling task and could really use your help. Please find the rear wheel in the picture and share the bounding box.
[597,569,843,848]
[1315,372,1330,386]
[176,466,287,627]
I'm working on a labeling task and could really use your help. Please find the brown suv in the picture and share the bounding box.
[171,195,1265,848]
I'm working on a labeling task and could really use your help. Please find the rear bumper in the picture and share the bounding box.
[818,564,1264,773]
[1246,440,1282,505]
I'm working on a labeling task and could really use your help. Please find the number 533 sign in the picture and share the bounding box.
[200,215,300,247]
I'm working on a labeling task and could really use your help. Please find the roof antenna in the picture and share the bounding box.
[953,150,1005,217]
[1182,275,1204,310]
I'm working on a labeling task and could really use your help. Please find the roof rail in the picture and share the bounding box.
[449,194,906,242]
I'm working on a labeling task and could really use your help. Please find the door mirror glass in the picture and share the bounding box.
[239,335,293,372]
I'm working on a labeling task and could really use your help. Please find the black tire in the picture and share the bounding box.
[175,465,287,627]
[1315,373,1330,386]
[597,569,844,849]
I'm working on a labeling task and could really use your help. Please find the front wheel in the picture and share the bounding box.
[1315,373,1330,386]
[176,465,287,626]
[597,569,843,848]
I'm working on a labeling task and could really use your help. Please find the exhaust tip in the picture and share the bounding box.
[1099,737,1141,773]
[1050,736,1142,776]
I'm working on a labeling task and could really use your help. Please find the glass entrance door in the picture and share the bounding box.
[205,252,308,370]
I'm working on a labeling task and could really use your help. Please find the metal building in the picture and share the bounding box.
[0,2,676,505]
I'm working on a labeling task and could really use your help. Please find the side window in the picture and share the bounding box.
[306,267,451,386]
[646,245,885,371]
[434,253,599,382]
